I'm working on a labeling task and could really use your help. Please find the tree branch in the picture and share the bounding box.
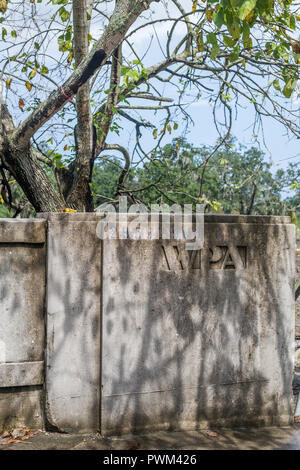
[10,0,156,148]
[103,143,131,195]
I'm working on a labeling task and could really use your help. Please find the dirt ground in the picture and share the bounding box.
[0,425,300,451]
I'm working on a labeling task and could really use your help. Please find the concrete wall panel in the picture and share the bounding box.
[45,217,101,433]
[102,220,295,435]
[0,219,46,433]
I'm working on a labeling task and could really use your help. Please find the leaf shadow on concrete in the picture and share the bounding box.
[101,216,295,436]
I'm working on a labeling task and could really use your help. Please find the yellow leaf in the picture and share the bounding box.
[292,41,300,54]
[25,81,32,92]
[0,195,4,204]
[5,78,12,89]
[29,69,37,80]
[192,0,198,14]
[0,0,7,14]
[206,8,214,23]
[62,208,77,213]
[245,9,255,23]
[196,34,204,52]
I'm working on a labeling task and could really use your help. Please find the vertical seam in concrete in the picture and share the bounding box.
[99,237,104,434]
[41,218,48,431]
[43,219,63,433]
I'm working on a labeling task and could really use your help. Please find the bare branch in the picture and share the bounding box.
[10,0,156,147]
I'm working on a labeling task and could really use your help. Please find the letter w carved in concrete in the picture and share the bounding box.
[162,243,201,271]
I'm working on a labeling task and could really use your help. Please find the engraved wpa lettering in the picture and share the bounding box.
[162,244,201,271]
[162,244,247,271]
[209,246,247,270]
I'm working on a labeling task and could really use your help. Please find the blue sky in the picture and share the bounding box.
[101,0,300,174]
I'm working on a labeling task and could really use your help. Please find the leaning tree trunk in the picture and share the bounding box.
[0,0,156,213]
[0,101,65,212]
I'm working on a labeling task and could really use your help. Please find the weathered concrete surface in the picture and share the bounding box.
[0,387,43,433]
[102,218,295,435]
[43,215,101,433]
[0,214,295,435]
[1,425,300,450]
[28,213,294,435]
[0,240,46,364]
[38,213,291,224]
[0,219,45,243]
[0,219,46,433]
[296,233,300,275]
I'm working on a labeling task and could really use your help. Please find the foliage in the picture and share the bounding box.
[0,0,299,213]
[91,138,298,215]
[92,157,133,207]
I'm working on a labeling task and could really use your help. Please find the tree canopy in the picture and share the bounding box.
[92,138,300,215]
[0,0,299,214]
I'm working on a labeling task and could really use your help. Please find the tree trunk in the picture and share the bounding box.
[5,145,65,212]
[0,102,65,212]
[0,0,155,213]
[66,0,94,211]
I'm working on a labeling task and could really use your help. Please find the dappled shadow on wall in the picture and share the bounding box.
[101,219,294,435]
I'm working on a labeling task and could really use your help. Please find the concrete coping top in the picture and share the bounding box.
[37,212,292,225]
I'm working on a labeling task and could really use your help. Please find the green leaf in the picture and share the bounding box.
[282,78,297,98]
[229,44,240,62]
[242,21,252,48]
[2,26,7,40]
[41,65,49,74]
[65,26,72,41]
[207,32,220,60]
[59,6,70,22]
[213,7,225,28]
[223,34,235,47]
[273,79,281,91]
[226,14,241,39]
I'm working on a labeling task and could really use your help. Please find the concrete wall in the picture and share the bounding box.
[0,219,46,433]
[39,213,295,435]
[0,214,295,434]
